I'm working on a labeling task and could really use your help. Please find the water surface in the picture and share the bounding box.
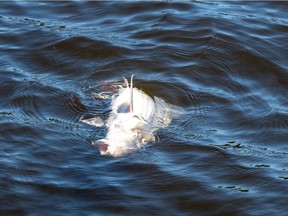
[1,1,288,215]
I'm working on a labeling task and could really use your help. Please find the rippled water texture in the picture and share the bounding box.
[1,1,288,215]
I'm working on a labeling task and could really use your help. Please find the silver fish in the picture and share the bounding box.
[82,75,175,157]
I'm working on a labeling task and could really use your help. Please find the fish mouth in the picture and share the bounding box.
[92,140,109,154]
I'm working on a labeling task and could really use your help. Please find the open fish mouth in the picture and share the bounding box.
[92,140,109,154]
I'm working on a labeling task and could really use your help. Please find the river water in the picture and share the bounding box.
[1,1,288,215]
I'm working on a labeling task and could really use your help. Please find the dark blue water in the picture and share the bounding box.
[1,1,288,215]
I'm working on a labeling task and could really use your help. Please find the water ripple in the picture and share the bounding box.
[1,1,288,215]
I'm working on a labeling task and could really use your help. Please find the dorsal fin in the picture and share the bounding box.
[118,75,134,113]
[130,75,134,113]
[123,77,129,88]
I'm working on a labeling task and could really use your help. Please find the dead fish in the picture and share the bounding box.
[81,75,177,157]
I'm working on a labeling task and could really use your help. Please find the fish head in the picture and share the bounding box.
[92,113,150,157]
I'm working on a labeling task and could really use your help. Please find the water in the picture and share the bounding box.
[1,1,288,215]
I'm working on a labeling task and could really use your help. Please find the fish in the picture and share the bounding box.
[81,75,176,157]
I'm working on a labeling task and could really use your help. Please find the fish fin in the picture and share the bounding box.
[135,130,156,147]
[130,75,134,113]
[121,75,134,113]
[80,116,105,127]
[92,92,112,100]
[123,77,129,88]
